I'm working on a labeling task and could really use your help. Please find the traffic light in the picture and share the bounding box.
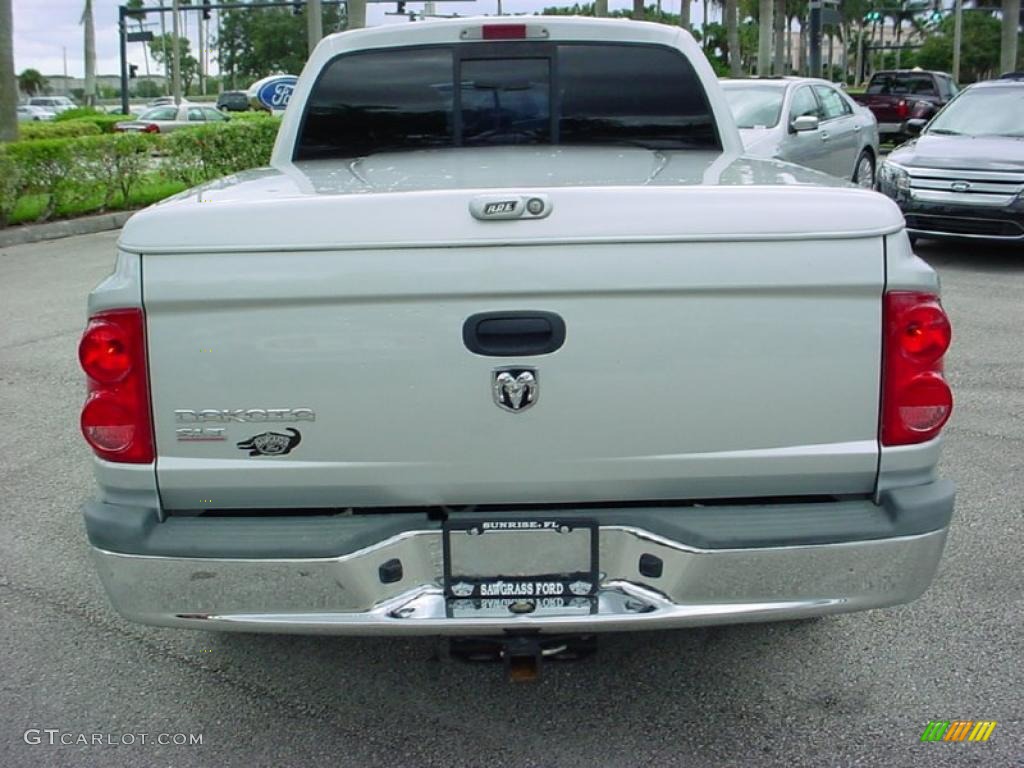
[293,1,304,15]
[202,0,211,20]
[863,10,883,22]
[129,64,138,79]
[930,9,942,22]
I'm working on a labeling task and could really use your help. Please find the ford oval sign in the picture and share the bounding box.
[249,75,298,111]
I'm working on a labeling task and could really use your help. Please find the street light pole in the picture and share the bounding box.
[952,0,962,83]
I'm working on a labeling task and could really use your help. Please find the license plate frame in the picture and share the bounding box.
[442,518,600,618]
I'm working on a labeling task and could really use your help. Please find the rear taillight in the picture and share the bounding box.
[142,123,159,134]
[881,292,953,446]
[896,99,909,120]
[79,308,153,463]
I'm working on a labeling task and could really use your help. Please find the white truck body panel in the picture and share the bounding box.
[81,17,954,638]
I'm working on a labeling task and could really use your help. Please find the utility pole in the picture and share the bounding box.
[198,4,205,95]
[172,0,182,104]
[595,0,608,16]
[63,46,69,95]
[0,0,16,141]
[808,0,822,78]
[1001,0,1020,75]
[119,6,130,114]
[952,0,962,82]
[348,0,366,29]
[307,0,323,54]
[160,4,167,85]
[679,0,690,31]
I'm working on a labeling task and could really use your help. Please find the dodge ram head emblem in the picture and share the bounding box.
[492,368,538,413]
[237,428,302,456]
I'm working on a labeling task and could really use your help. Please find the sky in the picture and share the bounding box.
[12,0,710,79]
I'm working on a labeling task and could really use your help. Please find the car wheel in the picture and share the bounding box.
[853,150,876,189]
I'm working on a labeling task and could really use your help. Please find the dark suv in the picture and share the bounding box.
[853,70,958,141]
[216,90,250,112]
[876,77,1024,243]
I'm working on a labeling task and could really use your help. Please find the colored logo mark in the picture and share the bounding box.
[920,721,997,742]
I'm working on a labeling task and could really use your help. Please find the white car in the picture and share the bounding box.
[721,77,881,188]
[17,104,56,122]
[114,103,229,134]
[79,18,954,665]
[27,95,77,114]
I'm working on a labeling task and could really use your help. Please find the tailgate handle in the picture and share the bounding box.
[463,311,566,356]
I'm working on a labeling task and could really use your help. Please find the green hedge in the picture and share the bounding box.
[18,121,103,141]
[1,118,282,227]
[69,114,133,134]
[56,108,132,133]
[0,133,157,225]
[164,118,280,186]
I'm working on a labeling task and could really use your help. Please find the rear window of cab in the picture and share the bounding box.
[295,43,721,160]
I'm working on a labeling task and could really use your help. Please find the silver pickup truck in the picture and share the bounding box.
[79,18,954,651]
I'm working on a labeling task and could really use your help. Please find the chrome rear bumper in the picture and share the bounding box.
[91,524,949,636]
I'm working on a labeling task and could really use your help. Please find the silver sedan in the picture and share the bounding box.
[721,77,880,188]
[114,103,229,134]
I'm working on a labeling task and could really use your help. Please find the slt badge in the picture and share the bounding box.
[492,367,538,413]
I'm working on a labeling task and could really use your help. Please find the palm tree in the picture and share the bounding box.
[758,0,773,74]
[18,68,48,96]
[726,0,742,74]
[81,0,96,106]
[773,0,787,74]
[1002,0,1021,74]
[0,0,16,141]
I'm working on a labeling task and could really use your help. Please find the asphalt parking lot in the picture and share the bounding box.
[0,231,1021,768]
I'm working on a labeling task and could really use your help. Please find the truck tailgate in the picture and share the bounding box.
[142,211,885,510]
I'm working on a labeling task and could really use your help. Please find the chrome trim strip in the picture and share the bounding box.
[910,179,1023,194]
[907,227,1024,242]
[905,167,1024,182]
[910,190,1018,207]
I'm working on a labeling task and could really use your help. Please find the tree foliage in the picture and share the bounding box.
[916,11,1003,82]
[217,1,344,85]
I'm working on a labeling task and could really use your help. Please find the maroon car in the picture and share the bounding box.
[853,70,958,142]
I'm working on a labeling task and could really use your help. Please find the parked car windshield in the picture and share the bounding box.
[296,43,720,160]
[140,106,178,121]
[927,86,1024,137]
[720,85,784,128]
